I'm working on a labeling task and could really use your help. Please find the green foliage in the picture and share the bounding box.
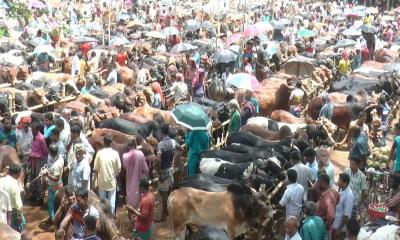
[5,0,31,22]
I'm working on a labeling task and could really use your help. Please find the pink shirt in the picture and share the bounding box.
[30,132,48,159]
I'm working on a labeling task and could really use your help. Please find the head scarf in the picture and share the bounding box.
[17,116,32,129]
[151,82,164,101]
[229,99,240,112]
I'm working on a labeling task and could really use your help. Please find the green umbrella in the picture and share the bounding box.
[297,28,316,38]
[171,103,212,130]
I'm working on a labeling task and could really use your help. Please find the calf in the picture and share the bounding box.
[168,183,267,239]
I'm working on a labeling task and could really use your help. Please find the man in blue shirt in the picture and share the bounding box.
[0,115,16,148]
[304,147,318,182]
[349,126,369,170]
[319,94,333,121]
[43,113,56,141]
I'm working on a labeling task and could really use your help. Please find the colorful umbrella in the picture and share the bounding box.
[212,49,237,64]
[170,43,197,53]
[162,27,180,36]
[227,73,260,91]
[243,25,263,38]
[226,33,242,46]
[171,103,211,130]
[297,28,316,38]
[255,21,273,32]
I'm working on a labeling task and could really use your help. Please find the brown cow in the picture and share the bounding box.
[120,112,148,124]
[0,223,20,239]
[116,65,136,87]
[57,100,88,115]
[271,110,307,124]
[133,104,175,125]
[16,65,29,80]
[0,65,17,85]
[240,124,293,141]
[0,145,25,192]
[168,185,268,239]
[0,87,49,107]
[76,94,106,106]
[92,128,134,145]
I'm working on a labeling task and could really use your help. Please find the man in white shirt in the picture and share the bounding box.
[93,135,121,215]
[289,81,305,117]
[289,151,312,201]
[68,143,91,191]
[71,51,81,77]
[0,189,12,225]
[284,216,302,240]
[303,147,318,182]
[333,173,354,240]
[280,169,304,220]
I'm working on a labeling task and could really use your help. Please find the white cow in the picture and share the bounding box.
[247,116,307,133]
[358,224,400,240]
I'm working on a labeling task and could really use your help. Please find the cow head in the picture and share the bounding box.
[30,88,49,105]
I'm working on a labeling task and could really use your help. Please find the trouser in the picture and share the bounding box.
[48,186,58,221]
[290,105,301,117]
[29,157,46,201]
[187,152,200,177]
[11,209,26,232]
[98,188,117,215]
[380,128,388,147]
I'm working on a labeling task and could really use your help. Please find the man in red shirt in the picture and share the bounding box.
[116,50,128,66]
[127,179,154,240]
[80,43,91,58]
[316,173,339,236]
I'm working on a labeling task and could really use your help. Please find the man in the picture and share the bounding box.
[346,219,360,240]
[127,179,155,240]
[35,52,55,72]
[289,81,305,117]
[316,147,335,187]
[50,128,66,158]
[344,158,367,219]
[57,188,100,240]
[289,150,312,200]
[185,129,210,176]
[303,147,318,182]
[333,173,354,240]
[43,112,56,140]
[339,112,369,147]
[93,135,121,215]
[279,169,304,220]
[43,143,64,224]
[71,50,81,76]
[284,216,302,240]
[388,122,400,184]
[29,121,48,203]
[68,143,91,191]
[0,189,12,225]
[15,117,33,177]
[56,118,70,147]
[0,115,16,147]
[67,125,94,173]
[116,49,128,66]
[349,126,369,170]
[106,62,118,85]
[87,51,99,76]
[0,164,25,232]
[337,52,351,77]
[319,94,333,121]
[170,73,188,105]
[228,99,241,135]
[351,49,362,71]
[316,173,339,235]
[84,215,101,240]
[156,124,180,221]
[123,138,149,208]
[300,201,328,240]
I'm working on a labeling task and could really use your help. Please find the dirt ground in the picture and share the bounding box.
[24,137,392,240]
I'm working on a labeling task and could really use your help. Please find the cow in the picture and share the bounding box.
[271,110,311,124]
[247,117,303,132]
[200,149,262,164]
[98,118,158,139]
[120,112,149,124]
[178,174,241,192]
[168,183,268,239]
[240,124,293,141]
[197,226,230,240]
[0,223,20,239]
[199,158,268,179]
[133,104,175,125]
[0,145,25,193]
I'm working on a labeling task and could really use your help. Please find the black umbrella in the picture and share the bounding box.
[213,49,237,64]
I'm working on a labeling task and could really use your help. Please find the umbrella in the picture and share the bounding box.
[212,48,237,64]
[359,24,377,34]
[34,44,54,55]
[282,55,315,77]
[278,18,291,26]
[352,5,367,12]
[255,21,273,32]
[145,31,166,40]
[185,19,200,31]
[171,103,211,130]
[170,43,197,53]
[29,37,47,47]
[342,28,362,37]
[297,28,316,38]
[116,12,131,22]
[227,73,260,91]
[395,6,400,13]
[74,36,99,43]
[382,15,394,21]
[30,0,46,9]
[228,44,240,54]
[226,33,242,46]
[162,26,180,36]
[126,21,144,29]
[243,25,263,38]
[334,39,357,49]
[191,40,212,53]
[366,7,378,14]
[270,20,285,30]
[109,36,129,46]
[86,22,103,32]
[201,21,214,30]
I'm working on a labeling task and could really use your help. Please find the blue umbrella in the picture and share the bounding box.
[109,36,129,46]
[185,19,200,31]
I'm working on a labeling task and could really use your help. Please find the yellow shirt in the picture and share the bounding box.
[338,59,351,75]
[94,147,121,191]
[0,175,23,210]
[363,16,372,25]
[79,59,87,79]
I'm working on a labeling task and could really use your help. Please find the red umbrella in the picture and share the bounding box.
[226,33,242,46]
[243,25,263,38]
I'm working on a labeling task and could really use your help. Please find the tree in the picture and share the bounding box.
[3,0,31,27]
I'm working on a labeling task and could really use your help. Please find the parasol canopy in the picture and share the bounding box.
[212,48,237,64]
[86,22,103,32]
[297,28,316,38]
[30,0,46,9]
[162,27,180,36]
[185,19,201,31]
[359,24,377,34]
[34,44,54,55]
[270,20,285,30]
[171,103,212,130]
[170,43,197,53]
[226,33,242,46]
[243,25,264,38]
[282,55,315,77]
[74,36,99,43]
[341,28,362,37]
[145,31,166,40]
[201,21,214,30]
[109,36,129,46]
[334,39,357,49]
[227,73,260,91]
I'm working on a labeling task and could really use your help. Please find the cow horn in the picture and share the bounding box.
[250,187,258,196]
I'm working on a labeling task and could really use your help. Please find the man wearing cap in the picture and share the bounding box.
[93,135,121,215]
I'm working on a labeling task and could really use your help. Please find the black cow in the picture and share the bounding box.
[197,226,230,240]
[200,149,258,164]
[99,118,157,138]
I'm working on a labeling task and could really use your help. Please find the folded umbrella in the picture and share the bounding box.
[162,26,180,36]
[212,48,237,64]
[334,39,357,49]
[185,19,200,31]
[171,103,211,130]
[227,73,259,91]
[170,43,197,53]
